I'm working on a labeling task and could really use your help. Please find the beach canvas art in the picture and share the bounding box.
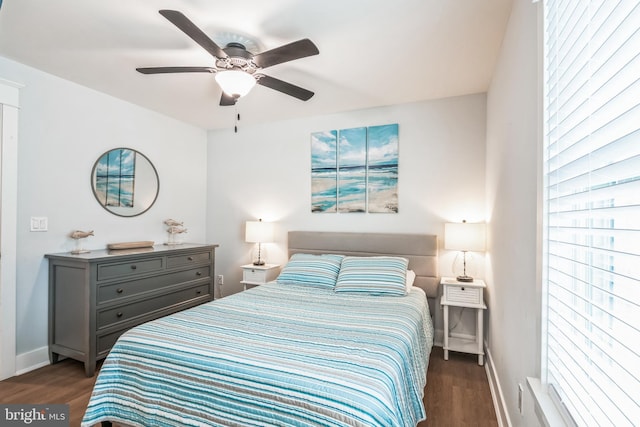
[311,130,338,212]
[94,148,137,208]
[338,127,367,212]
[367,124,399,213]
[311,124,398,213]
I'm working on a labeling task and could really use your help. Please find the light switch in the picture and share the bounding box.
[30,216,48,232]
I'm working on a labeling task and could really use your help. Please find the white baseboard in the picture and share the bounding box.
[434,328,443,347]
[484,341,512,427]
[15,346,50,376]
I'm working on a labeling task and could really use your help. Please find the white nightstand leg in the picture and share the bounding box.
[443,304,449,361]
[477,307,484,366]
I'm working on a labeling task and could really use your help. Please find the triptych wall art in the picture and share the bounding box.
[311,123,398,213]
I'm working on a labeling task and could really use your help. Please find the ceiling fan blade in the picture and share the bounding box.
[137,66,215,74]
[255,74,314,101]
[253,39,319,69]
[219,92,239,106]
[159,10,228,59]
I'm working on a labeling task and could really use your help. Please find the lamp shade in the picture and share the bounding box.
[444,221,486,252]
[215,70,256,97]
[245,220,274,243]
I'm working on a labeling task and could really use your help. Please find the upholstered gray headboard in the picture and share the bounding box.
[287,231,439,299]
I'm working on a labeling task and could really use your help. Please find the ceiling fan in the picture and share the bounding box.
[137,10,320,106]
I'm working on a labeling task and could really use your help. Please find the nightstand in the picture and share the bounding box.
[240,264,280,290]
[440,277,487,365]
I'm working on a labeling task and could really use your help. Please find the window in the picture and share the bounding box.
[543,1,640,426]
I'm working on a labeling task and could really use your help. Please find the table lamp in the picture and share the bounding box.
[444,220,486,282]
[245,219,274,266]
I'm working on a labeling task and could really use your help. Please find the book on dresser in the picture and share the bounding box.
[45,243,218,376]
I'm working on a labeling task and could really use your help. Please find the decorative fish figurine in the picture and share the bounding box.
[167,226,187,234]
[70,230,94,239]
[164,219,183,227]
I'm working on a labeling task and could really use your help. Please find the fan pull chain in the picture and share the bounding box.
[234,105,240,133]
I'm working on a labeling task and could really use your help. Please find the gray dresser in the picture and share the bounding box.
[45,243,218,376]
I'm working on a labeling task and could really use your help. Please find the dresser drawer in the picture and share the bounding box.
[97,329,127,356]
[97,257,164,281]
[445,285,482,305]
[97,283,211,329]
[167,251,212,269]
[97,266,211,304]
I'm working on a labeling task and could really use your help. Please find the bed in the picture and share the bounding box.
[82,232,438,427]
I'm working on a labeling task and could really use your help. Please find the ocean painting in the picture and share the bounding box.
[338,127,367,213]
[367,124,399,213]
[311,123,398,213]
[94,148,136,208]
[311,130,338,212]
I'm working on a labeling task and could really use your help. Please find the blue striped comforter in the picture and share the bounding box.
[82,282,434,427]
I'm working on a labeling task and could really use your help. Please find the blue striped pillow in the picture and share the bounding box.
[335,256,409,296]
[276,253,344,288]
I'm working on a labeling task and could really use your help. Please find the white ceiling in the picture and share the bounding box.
[0,0,512,130]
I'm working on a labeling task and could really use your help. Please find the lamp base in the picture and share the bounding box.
[252,260,266,266]
[456,275,474,283]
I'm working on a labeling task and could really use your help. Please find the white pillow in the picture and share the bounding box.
[406,269,416,293]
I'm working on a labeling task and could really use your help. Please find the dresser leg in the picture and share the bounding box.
[85,361,95,377]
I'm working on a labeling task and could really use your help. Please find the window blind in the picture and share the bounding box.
[543,1,640,426]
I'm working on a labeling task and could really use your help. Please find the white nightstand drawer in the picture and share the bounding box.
[240,264,280,289]
[445,285,482,305]
[244,268,268,283]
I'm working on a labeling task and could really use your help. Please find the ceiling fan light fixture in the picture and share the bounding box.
[139,11,319,106]
[215,70,256,98]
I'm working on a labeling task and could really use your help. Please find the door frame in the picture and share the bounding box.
[0,78,20,380]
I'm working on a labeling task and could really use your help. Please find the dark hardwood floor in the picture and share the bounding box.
[0,346,497,426]
[421,347,498,426]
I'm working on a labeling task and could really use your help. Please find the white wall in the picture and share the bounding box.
[0,56,208,366]
[485,1,540,426]
[207,94,487,337]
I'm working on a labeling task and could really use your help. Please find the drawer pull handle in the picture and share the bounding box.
[116,288,124,294]
[196,271,202,276]
[131,265,137,270]
[188,256,194,261]
[116,312,123,318]
[461,287,465,291]
[196,290,202,295]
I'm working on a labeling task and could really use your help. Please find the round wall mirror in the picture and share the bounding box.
[91,148,159,217]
